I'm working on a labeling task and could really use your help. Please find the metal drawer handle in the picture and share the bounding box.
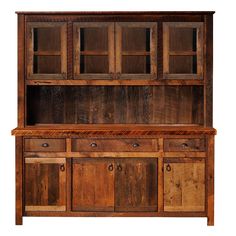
[132,143,140,148]
[166,164,171,172]
[108,164,114,171]
[60,164,65,172]
[181,143,188,148]
[41,143,49,148]
[117,164,122,172]
[90,142,97,148]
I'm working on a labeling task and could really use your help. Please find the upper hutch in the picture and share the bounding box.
[12,11,216,225]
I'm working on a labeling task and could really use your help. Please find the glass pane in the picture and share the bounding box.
[80,28,108,51]
[169,28,197,52]
[122,28,150,51]
[33,27,61,52]
[169,55,197,74]
[80,56,108,73]
[122,56,150,74]
[33,56,61,74]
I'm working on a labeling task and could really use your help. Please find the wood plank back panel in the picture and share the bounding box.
[27,86,204,125]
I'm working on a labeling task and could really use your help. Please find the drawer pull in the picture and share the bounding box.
[41,143,49,148]
[90,142,97,148]
[60,164,65,172]
[166,164,171,172]
[181,143,188,148]
[108,164,114,171]
[132,143,140,148]
[117,164,122,172]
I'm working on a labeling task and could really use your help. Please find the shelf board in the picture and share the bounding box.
[26,79,204,86]
[169,51,197,56]
[80,50,108,56]
[34,51,61,56]
[122,51,150,56]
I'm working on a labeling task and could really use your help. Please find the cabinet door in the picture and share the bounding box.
[164,158,205,212]
[26,22,67,79]
[163,22,203,79]
[72,158,115,211]
[73,22,115,79]
[116,22,157,80]
[24,158,66,211]
[115,159,158,211]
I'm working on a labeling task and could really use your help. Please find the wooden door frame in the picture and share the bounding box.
[163,22,203,79]
[115,22,157,80]
[26,22,67,80]
[73,22,115,79]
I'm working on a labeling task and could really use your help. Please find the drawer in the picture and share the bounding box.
[164,138,205,152]
[24,138,66,152]
[72,139,158,152]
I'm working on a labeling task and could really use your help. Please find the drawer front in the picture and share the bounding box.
[72,139,157,152]
[164,138,205,152]
[24,138,66,152]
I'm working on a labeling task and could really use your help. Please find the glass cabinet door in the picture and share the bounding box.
[115,22,157,80]
[73,22,115,79]
[26,22,67,79]
[163,22,203,79]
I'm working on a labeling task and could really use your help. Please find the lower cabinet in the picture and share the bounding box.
[24,158,66,211]
[72,158,158,212]
[164,158,205,212]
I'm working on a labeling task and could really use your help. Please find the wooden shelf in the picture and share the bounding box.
[169,51,197,56]
[12,125,217,136]
[26,79,204,86]
[34,51,61,56]
[80,50,108,56]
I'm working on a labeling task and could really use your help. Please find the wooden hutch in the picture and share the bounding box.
[12,11,216,225]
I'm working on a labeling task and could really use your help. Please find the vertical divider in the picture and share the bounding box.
[66,138,72,211]
[67,21,73,80]
[158,138,164,212]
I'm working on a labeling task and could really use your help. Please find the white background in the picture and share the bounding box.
[0,0,234,235]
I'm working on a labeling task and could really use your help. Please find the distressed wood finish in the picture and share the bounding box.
[13,12,215,225]
[164,159,205,212]
[72,158,115,211]
[115,158,158,211]
[24,158,66,211]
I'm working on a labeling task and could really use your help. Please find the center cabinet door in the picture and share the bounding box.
[115,158,158,212]
[72,158,115,211]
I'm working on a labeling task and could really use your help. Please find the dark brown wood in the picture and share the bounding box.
[164,138,205,152]
[18,14,25,127]
[24,138,66,152]
[71,138,158,152]
[115,158,158,211]
[204,15,213,127]
[16,137,23,225]
[12,11,215,225]
[207,135,214,225]
[24,158,66,211]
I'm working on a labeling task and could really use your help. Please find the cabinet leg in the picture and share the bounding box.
[207,215,214,226]
[16,137,23,225]
[16,214,23,225]
[207,135,214,226]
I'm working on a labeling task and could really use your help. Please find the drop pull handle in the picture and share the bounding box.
[41,143,49,148]
[132,143,140,148]
[166,164,171,172]
[90,142,97,148]
[108,164,114,171]
[60,164,65,172]
[181,143,188,148]
[117,164,122,172]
